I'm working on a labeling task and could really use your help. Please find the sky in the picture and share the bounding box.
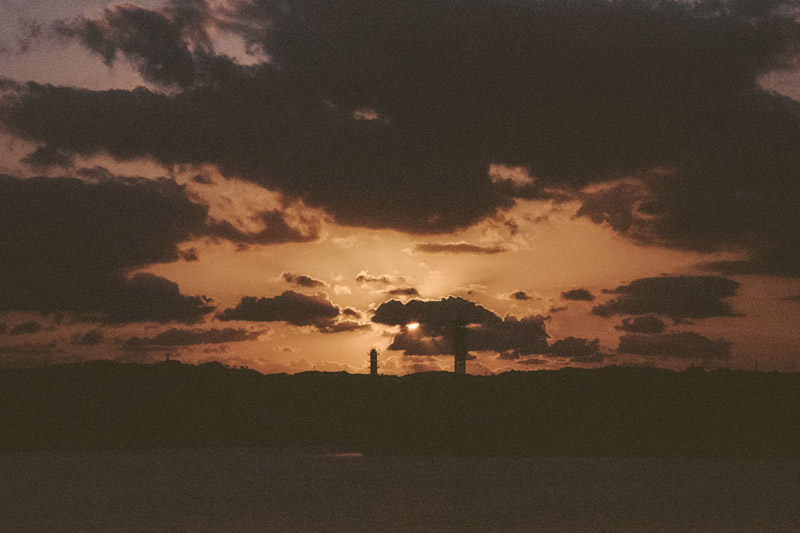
[1,0,800,375]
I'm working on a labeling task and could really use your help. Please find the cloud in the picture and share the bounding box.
[498,290,530,301]
[2,0,800,263]
[548,337,600,359]
[574,180,653,238]
[570,353,605,364]
[385,287,419,297]
[217,291,340,327]
[617,332,732,359]
[514,358,548,366]
[207,210,320,245]
[615,316,667,334]
[0,174,213,322]
[592,276,739,319]
[71,330,103,345]
[179,247,199,261]
[21,145,74,169]
[317,320,372,334]
[282,272,328,288]
[561,289,594,302]
[9,321,42,335]
[123,327,264,351]
[0,172,316,322]
[355,271,403,285]
[385,331,449,356]
[342,307,362,318]
[373,297,500,329]
[53,3,203,89]
[414,242,506,255]
[379,355,447,375]
[467,315,549,355]
[375,296,548,356]
[99,273,214,324]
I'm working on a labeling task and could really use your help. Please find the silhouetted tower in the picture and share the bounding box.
[369,348,379,376]
[452,323,467,375]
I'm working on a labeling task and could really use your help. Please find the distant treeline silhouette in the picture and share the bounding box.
[1,361,799,457]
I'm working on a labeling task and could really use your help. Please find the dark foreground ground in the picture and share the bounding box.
[1,361,800,456]
[3,363,800,530]
[2,449,799,531]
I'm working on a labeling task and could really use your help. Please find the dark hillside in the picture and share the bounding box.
[1,362,799,456]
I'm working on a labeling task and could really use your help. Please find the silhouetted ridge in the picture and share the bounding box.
[1,362,799,457]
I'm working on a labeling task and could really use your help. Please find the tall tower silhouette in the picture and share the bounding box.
[369,348,379,376]
[452,323,467,375]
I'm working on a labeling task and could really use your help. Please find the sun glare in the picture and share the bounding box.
[407,322,420,331]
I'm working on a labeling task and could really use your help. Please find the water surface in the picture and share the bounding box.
[2,449,798,531]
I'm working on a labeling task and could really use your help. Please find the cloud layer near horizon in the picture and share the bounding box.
[593,276,740,319]
[373,297,549,357]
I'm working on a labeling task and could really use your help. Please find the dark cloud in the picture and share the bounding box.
[53,3,201,89]
[207,210,320,245]
[618,332,732,360]
[510,291,530,301]
[467,315,549,355]
[615,315,667,335]
[0,173,315,322]
[179,247,199,261]
[282,272,328,289]
[548,337,601,359]
[514,358,548,366]
[387,331,452,356]
[217,291,340,327]
[342,307,362,318]
[561,289,594,302]
[375,297,548,356]
[0,174,212,322]
[575,181,651,237]
[570,353,605,364]
[414,242,506,255]
[100,273,214,324]
[701,258,800,278]
[355,272,401,285]
[593,276,739,319]
[372,297,500,329]
[9,321,42,336]
[123,327,264,351]
[386,287,419,297]
[71,330,103,345]
[0,174,205,276]
[497,350,522,361]
[192,173,214,185]
[783,294,800,302]
[21,145,74,169]
[2,0,799,258]
[317,320,372,334]
[16,17,43,54]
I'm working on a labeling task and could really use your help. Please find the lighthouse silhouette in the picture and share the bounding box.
[369,348,379,376]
